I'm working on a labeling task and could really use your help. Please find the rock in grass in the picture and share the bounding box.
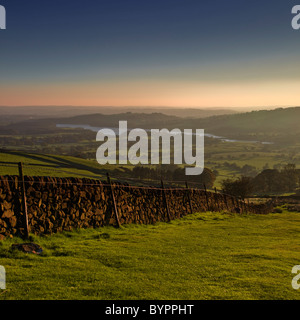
[11,243,43,255]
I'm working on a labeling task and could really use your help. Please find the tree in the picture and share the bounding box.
[221,176,253,199]
[198,167,216,188]
[241,164,258,177]
[251,169,282,193]
[263,163,270,170]
[172,167,216,188]
[251,164,299,194]
[281,164,298,192]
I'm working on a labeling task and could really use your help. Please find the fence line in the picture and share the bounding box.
[0,162,274,239]
[3,160,265,203]
[4,160,216,188]
[1,162,213,190]
[0,176,238,197]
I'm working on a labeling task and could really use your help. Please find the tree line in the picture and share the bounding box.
[221,164,300,198]
[132,165,216,188]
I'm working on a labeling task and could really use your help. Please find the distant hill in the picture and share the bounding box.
[0,112,182,134]
[0,106,299,144]
[0,106,237,119]
[57,112,182,128]
[184,107,300,144]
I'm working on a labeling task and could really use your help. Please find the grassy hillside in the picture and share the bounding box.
[0,150,165,187]
[0,145,298,192]
[0,210,299,300]
[0,150,116,180]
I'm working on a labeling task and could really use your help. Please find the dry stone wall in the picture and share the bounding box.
[0,175,273,239]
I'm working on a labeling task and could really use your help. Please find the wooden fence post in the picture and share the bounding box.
[231,196,235,210]
[185,181,193,214]
[235,198,241,213]
[224,194,229,211]
[106,173,121,228]
[18,162,29,239]
[213,187,221,212]
[204,183,210,211]
[161,180,171,221]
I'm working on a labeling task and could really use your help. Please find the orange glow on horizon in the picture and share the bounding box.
[1,79,300,108]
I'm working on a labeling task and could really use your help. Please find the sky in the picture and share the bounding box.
[0,0,300,108]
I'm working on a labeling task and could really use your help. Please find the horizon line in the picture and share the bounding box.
[0,105,296,109]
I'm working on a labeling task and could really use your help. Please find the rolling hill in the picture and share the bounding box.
[0,106,299,144]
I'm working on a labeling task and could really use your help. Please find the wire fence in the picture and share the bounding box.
[0,161,221,193]
[0,161,274,239]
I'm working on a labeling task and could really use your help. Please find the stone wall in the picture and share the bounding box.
[0,175,273,239]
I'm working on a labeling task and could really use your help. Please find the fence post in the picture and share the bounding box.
[185,181,193,214]
[161,180,171,221]
[18,162,29,239]
[235,197,241,213]
[213,187,221,211]
[239,198,243,213]
[106,173,121,228]
[204,183,210,211]
[243,198,247,213]
[224,194,229,211]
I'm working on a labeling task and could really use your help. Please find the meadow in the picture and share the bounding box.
[1,137,296,190]
[1,109,300,300]
[0,150,115,180]
[0,210,300,300]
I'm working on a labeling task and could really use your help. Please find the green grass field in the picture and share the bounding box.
[1,210,300,300]
[0,148,290,192]
[0,150,122,180]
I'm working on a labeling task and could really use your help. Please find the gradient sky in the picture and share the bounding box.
[0,0,300,108]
